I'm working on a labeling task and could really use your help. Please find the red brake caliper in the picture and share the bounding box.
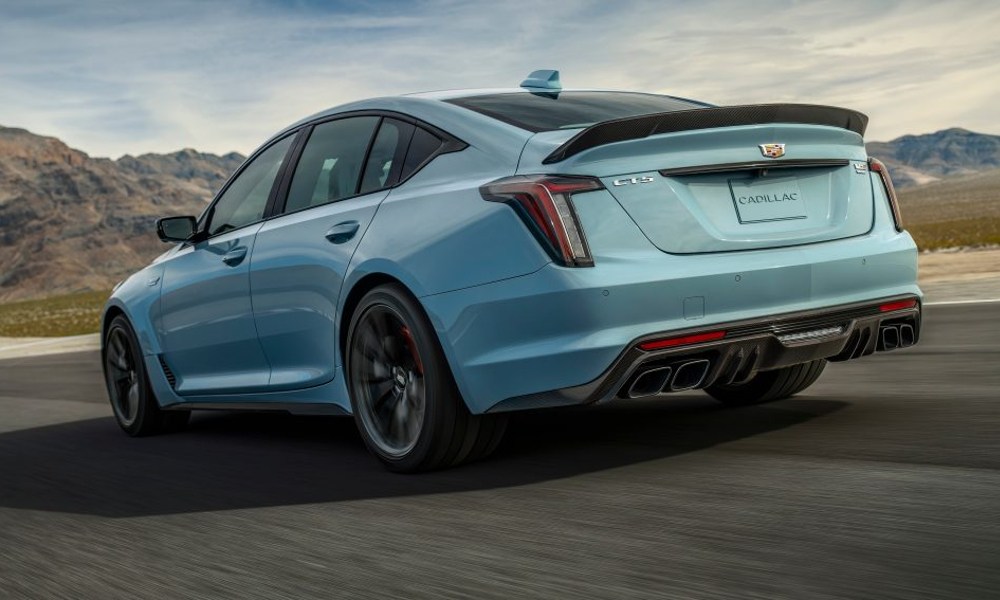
[399,326,423,375]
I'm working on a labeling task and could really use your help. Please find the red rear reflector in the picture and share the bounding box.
[638,330,726,351]
[879,299,918,312]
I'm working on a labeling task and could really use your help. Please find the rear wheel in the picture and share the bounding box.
[705,360,827,407]
[103,315,190,436]
[346,284,506,472]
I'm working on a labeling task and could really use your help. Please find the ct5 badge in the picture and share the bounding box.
[613,176,655,186]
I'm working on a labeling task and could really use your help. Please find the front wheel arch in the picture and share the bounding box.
[101,305,127,348]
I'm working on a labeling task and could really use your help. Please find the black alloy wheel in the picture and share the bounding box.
[346,284,506,472]
[103,315,189,436]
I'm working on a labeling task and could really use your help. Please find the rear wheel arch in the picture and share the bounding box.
[339,274,476,412]
[343,281,506,471]
[340,273,412,362]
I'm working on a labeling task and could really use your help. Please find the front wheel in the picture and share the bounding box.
[346,284,506,472]
[705,360,827,407]
[103,315,190,436]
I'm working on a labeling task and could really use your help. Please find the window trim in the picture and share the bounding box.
[382,119,416,191]
[268,109,467,219]
[358,117,415,196]
[355,116,384,197]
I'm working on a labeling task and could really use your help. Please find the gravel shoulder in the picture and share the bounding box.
[919,247,1000,284]
[919,247,1000,303]
[0,334,100,360]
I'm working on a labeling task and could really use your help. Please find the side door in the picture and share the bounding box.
[249,116,415,390]
[157,134,297,395]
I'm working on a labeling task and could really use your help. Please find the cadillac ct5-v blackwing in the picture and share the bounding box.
[102,71,921,471]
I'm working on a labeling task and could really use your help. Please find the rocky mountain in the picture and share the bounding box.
[0,125,244,301]
[867,128,1000,188]
[117,148,245,198]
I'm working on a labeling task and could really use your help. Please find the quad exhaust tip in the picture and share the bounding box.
[899,323,915,347]
[879,323,917,352]
[625,359,713,398]
[670,359,711,391]
[881,326,900,351]
[627,366,673,399]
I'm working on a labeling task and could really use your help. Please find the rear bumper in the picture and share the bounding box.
[421,230,920,414]
[488,295,921,412]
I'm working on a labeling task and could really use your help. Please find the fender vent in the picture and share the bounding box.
[157,355,177,389]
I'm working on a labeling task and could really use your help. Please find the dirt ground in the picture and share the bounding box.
[919,247,1000,284]
[918,247,1000,303]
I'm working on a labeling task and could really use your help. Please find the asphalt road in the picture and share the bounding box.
[1,303,999,599]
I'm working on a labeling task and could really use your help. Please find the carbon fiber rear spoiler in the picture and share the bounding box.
[541,103,869,164]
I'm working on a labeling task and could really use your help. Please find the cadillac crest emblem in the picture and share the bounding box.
[759,143,786,159]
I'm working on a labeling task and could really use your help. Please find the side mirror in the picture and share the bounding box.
[156,216,198,242]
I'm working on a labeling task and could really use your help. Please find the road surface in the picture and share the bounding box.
[1,303,998,599]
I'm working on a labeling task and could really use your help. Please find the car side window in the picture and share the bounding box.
[205,135,294,236]
[285,117,380,213]
[399,126,444,181]
[359,119,414,195]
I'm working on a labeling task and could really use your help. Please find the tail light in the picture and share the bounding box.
[480,175,602,267]
[868,158,903,231]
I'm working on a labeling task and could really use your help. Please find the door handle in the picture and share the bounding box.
[221,247,248,266]
[325,221,360,244]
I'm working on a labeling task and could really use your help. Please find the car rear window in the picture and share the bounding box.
[445,91,708,132]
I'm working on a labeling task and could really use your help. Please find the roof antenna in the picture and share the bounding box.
[520,70,561,91]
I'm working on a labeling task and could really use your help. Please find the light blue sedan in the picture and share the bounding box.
[102,70,921,471]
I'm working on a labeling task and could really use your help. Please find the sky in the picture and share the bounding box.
[1,0,998,158]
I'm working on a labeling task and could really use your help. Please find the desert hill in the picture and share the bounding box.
[0,125,243,301]
[867,128,1000,188]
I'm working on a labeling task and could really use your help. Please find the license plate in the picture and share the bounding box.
[729,177,807,223]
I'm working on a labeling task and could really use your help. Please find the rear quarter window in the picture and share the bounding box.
[400,127,444,180]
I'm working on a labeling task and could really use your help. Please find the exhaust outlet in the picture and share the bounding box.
[899,323,915,347]
[627,366,673,398]
[880,326,900,351]
[670,359,711,391]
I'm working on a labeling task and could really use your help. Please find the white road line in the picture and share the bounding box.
[924,298,1000,306]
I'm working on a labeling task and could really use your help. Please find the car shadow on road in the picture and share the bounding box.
[0,396,845,517]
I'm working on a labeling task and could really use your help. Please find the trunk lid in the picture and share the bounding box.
[520,122,874,254]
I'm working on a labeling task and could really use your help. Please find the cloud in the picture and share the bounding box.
[1,0,997,157]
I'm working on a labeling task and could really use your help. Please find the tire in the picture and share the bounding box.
[102,315,190,436]
[705,359,827,407]
[346,283,506,472]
